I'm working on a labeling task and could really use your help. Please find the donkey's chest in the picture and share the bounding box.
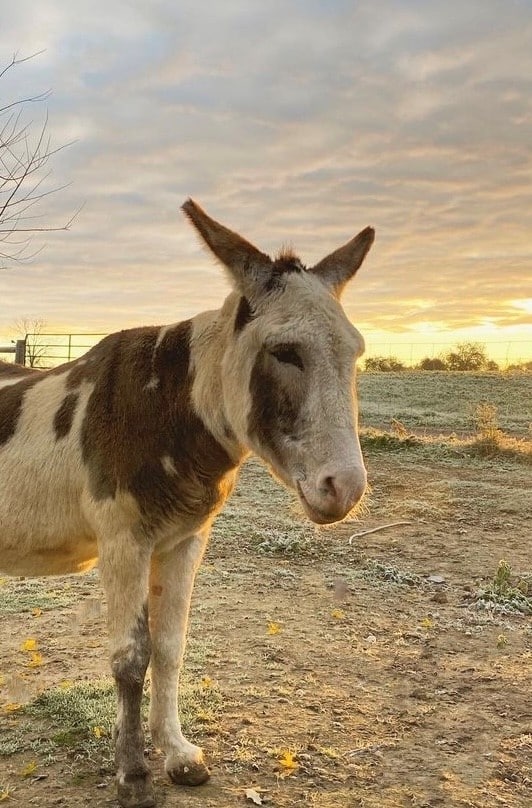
[129,461,238,541]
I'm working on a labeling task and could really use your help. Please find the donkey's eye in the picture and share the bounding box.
[271,345,304,370]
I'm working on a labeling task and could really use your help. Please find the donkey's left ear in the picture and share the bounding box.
[309,226,375,296]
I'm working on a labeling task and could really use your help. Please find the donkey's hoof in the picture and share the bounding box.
[166,759,210,786]
[117,772,156,808]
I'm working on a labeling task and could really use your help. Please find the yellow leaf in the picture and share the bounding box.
[20,639,38,652]
[267,622,282,635]
[420,618,434,629]
[497,634,508,648]
[26,652,43,668]
[331,608,345,620]
[31,608,43,618]
[2,702,22,714]
[19,760,37,778]
[59,680,73,689]
[92,726,105,738]
[201,675,213,689]
[0,788,12,801]
[278,750,299,771]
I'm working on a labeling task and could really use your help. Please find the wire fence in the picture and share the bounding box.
[2,333,531,369]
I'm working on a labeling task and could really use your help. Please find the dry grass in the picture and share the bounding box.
[361,424,532,464]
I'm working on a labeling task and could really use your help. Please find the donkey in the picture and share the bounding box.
[0,200,374,808]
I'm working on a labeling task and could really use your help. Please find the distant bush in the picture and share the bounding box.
[365,342,511,372]
[506,360,532,372]
[417,357,447,371]
[364,355,406,372]
[443,341,492,371]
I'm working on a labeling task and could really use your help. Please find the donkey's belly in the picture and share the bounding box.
[0,534,99,577]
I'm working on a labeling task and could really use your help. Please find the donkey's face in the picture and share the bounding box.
[183,200,374,525]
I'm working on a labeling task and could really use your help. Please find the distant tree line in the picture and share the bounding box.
[364,342,531,372]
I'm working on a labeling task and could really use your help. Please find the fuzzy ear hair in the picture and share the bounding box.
[309,226,375,296]
[182,199,272,299]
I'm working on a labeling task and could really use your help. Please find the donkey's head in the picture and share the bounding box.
[183,200,374,525]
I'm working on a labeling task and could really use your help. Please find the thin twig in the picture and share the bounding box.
[348,521,412,544]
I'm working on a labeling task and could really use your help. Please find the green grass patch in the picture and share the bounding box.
[0,673,223,761]
[474,560,532,616]
[362,559,424,588]
[0,679,117,760]
[0,572,98,615]
[333,558,426,592]
[28,680,117,756]
[253,527,317,557]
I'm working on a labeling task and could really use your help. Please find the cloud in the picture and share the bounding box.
[0,1,530,352]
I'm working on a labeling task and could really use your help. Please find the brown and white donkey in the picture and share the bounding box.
[0,200,374,808]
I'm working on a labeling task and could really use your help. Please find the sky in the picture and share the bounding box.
[1,0,531,365]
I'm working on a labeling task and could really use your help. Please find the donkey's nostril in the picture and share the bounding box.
[319,475,337,498]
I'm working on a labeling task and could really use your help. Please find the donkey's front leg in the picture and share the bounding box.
[149,533,210,787]
[99,535,154,808]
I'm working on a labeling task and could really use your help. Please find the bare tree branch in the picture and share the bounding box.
[12,317,47,367]
[0,50,77,266]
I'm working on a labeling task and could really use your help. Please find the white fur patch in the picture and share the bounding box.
[145,375,160,390]
[0,373,97,575]
[161,454,177,476]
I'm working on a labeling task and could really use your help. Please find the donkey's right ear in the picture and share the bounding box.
[309,226,375,297]
[182,199,272,300]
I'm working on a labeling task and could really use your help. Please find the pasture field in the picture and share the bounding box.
[1,372,531,807]
[358,370,532,436]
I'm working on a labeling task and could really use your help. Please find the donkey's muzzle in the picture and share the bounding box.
[297,465,367,525]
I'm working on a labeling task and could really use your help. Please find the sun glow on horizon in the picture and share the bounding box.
[510,298,532,315]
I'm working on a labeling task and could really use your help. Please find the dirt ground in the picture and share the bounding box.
[1,445,530,808]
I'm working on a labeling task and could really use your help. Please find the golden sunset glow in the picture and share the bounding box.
[511,299,532,316]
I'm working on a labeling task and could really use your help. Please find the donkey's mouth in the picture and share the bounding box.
[296,482,346,525]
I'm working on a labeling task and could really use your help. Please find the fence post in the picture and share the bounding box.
[15,339,26,365]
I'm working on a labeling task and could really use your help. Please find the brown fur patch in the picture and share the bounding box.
[248,346,308,452]
[112,603,152,790]
[234,296,254,332]
[275,246,298,261]
[80,322,236,527]
[264,255,304,292]
[53,392,80,439]
[0,374,44,446]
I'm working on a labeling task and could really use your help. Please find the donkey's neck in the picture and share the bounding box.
[187,293,249,467]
